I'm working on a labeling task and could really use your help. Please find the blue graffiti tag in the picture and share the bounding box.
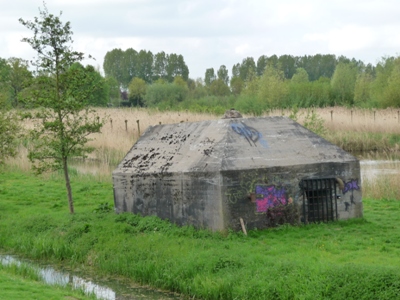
[230,123,268,148]
[343,179,360,194]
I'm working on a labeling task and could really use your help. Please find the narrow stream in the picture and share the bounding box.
[0,254,180,300]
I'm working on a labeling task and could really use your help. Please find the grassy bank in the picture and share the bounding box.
[1,169,400,299]
[0,259,94,300]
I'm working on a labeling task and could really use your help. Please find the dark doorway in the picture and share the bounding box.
[301,178,338,223]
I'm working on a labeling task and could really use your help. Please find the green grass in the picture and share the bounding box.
[0,260,95,300]
[1,169,400,299]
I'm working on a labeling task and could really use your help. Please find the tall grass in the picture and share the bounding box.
[6,107,400,190]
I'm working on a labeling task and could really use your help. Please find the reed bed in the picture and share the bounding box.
[6,107,400,197]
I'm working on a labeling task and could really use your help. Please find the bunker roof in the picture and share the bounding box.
[114,116,357,175]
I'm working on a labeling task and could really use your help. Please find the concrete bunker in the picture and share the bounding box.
[112,116,362,231]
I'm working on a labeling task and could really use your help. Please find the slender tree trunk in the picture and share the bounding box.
[62,156,74,214]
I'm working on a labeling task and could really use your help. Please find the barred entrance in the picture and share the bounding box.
[301,178,338,223]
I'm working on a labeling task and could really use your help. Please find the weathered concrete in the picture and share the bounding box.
[112,116,362,231]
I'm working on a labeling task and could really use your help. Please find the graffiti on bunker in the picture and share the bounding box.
[343,179,360,194]
[255,185,289,213]
[230,123,268,148]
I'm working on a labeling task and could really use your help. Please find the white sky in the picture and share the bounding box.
[1,0,400,79]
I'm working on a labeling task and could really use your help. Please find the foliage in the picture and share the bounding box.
[0,98,21,165]
[6,58,33,107]
[128,77,146,107]
[209,78,230,96]
[103,48,189,88]
[19,3,104,213]
[257,64,288,107]
[144,81,188,107]
[331,62,358,106]
[204,67,215,86]
[303,109,326,136]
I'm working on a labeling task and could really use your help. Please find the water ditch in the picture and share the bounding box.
[0,254,180,300]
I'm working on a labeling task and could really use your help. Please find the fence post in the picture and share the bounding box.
[125,120,128,131]
[331,110,333,122]
[398,110,399,123]
[374,111,376,122]
[136,120,141,136]
[110,118,113,130]
[351,110,353,123]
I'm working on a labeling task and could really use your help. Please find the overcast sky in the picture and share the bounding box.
[1,0,400,79]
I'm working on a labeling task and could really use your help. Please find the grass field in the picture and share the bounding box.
[0,169,400,299]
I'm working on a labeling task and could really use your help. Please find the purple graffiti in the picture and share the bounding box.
[255,185,287,213]
[230,123,268,148]
[343,179,360,194]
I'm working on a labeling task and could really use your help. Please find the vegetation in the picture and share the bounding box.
[19,4,104,214]
[0,261,95,300]
[0,169,399,299]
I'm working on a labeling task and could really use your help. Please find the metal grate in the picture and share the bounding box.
[301,178,338,223]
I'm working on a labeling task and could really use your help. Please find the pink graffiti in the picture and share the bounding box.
[255,185,287,213]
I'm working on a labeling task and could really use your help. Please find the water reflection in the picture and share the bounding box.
[360,159,400,181]
[1,255,178,300]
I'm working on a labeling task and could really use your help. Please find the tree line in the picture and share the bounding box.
[1,48,400,112]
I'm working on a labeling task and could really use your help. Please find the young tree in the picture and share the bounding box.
[19,3,104,213]
[331,62,358,105]
[128,77,146,107]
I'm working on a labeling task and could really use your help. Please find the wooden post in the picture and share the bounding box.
[374,111,376,122]
[125,120,128,131]
[110,118,113,130]
[159,122,161,125]
[330,110,333,122]
[239,218,247,236]
[136,120,141,136]
[351,110,353,123]
[398,111,399,123]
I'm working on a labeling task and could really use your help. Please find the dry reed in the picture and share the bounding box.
[5,107,400,198]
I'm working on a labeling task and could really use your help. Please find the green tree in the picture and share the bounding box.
[0,96,21,166]
[354,72,373,106]
[291,68,309,84]
[217,65,229,85]
[137,50,153,83]
[381,57,400,107]
[103,48,126,87]
[105,76,120,106]
[19,4,104,214]
[204,68,216,86]
[230,76,244,96]
[239,57,256,81]
[330,62,358,105]
[0,58,11,105]
[7,57,33,107]
[256,55,268,76]
[166,53,189,82]
[153,51,167,81]
[128,77,146,107]
[209,78,230,96]
[257,64,288,107]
